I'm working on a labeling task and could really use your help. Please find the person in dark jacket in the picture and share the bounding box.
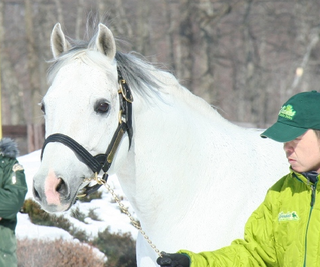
[0,138,28,267]
[157,90,320,267]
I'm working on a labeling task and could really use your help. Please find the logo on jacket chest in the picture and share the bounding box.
[278,211,300,222]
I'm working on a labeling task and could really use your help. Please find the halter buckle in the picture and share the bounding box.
[118,110,123,124]
[119,79,133,103]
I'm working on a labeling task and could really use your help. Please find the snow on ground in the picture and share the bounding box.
[16,150,138,242]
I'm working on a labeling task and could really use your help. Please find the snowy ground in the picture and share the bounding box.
[16,150,138,242]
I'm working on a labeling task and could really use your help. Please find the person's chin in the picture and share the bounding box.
[290,163,303,172]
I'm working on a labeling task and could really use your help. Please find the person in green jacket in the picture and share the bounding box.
[157,90,320,267]
[0,138,28,267]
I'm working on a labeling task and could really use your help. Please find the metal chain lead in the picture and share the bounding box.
[83,173,162,257]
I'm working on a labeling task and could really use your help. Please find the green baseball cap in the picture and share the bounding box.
[261,91,320,142]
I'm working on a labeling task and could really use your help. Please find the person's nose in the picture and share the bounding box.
[283,141,294,153]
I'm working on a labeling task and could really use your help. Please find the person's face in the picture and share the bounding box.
[284,129,320,173]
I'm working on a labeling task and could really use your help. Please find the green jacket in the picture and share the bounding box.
[180,169,320,267]
[0,138,28,267]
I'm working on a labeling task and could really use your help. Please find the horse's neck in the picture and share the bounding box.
[117,81,238,226]
[113,74,288,257]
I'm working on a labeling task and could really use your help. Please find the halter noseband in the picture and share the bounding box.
[40,68,133,197]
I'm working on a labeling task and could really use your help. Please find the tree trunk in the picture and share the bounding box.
[54,0,64,25]
[75,0,84,39]
[24,0,41,124]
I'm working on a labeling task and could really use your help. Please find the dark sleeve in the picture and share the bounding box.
[0,160,28,219]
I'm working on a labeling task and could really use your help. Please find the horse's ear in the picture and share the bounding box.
[95,23,116,60]
[50,23,71,59]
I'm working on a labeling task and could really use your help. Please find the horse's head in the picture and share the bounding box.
[33,23,133,212]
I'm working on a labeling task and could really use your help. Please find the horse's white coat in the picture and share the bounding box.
[33,23,289,266]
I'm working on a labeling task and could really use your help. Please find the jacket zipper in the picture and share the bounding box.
[303,183,317,267]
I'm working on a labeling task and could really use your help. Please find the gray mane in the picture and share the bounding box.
[115,51,163,97]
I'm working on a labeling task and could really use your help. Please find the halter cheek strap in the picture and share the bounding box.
[40,68,133,196]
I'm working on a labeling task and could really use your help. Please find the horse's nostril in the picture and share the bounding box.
[33,187,41,201]
[56,178,68,196]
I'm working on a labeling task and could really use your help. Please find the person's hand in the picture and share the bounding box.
[157,252,190,267]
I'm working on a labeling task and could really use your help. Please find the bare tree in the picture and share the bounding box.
[3,0,320,135]
[53,0,64,26]
[136,0,150,54]
[24,0,42,124]
[75,0,84,39]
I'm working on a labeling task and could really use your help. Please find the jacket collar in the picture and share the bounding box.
[291,168,319,186]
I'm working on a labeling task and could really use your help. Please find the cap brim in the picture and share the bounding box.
[260,122,308,142]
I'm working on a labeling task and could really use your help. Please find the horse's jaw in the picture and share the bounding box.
[38,201,72,213]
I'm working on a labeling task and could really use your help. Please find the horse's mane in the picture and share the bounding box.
[116,52,164,95]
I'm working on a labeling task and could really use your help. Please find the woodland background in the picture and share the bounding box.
[2,0,320,153]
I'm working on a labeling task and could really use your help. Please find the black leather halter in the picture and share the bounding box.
[40,68,133,196]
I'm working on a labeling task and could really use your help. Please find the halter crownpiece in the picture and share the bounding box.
[40,68,133,197]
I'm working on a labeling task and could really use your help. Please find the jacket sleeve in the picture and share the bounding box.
[0,160,28,219]
[178,190,279,267]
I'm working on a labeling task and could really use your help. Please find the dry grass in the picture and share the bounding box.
[17,238,105,267]
[19,199,136,267]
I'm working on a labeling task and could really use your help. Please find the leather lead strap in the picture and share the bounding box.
[117,68,133,147]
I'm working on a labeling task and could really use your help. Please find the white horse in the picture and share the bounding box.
[33,23,289,266]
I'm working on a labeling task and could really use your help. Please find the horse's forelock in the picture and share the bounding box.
[47,48,114,84]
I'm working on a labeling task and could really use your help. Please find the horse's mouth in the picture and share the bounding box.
[34,173,104,213]
[59,178,89,211]
[76,173,107,199]
[55,175,95,209]
[76,178,92,198]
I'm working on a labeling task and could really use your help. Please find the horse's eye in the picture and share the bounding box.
[95,101,110,114]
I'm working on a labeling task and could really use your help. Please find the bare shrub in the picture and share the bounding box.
[21,199,71,232]
[92,228,136,267]
[20,199,137,266]
[17,238,105,267]
[70,207,87,223]
[88,208,102,221]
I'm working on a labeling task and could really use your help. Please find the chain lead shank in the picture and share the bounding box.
[83,174,162,257]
